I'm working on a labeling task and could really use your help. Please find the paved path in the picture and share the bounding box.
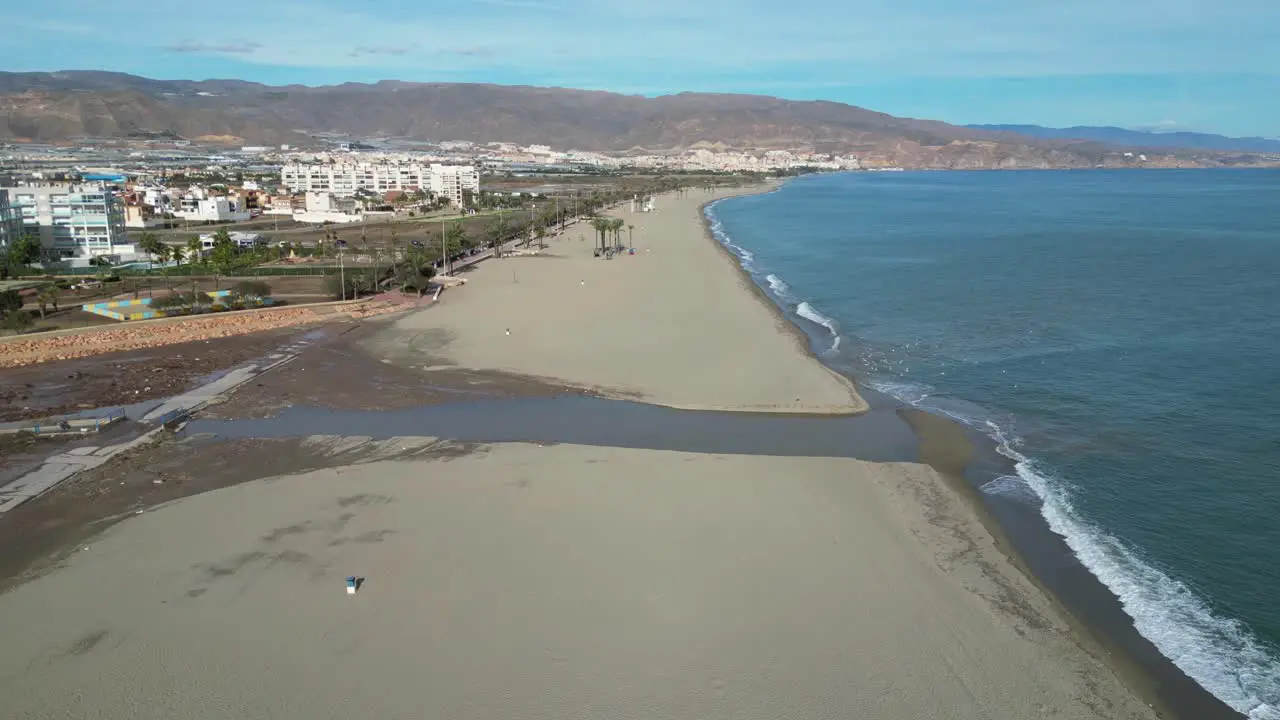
[0,431,163,514]
[0,335,320,515]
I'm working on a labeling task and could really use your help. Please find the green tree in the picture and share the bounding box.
[209,232,237,290]
[611,218,625,251]
[627,223,635,250]
[186,236,202,265]
[35,286,58,319]
[394,255,436,296]
[137,232,161,268]
[170,244,186,267]
[5,233,42,272]
[0,289,23,317]
[443,221,466,274]
[590,217,609,254]
[0,309,33,332]
[152,244,172,290]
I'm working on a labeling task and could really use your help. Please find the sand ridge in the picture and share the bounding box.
[376,185,867,414]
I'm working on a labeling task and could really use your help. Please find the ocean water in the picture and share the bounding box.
[707,170,1280,719]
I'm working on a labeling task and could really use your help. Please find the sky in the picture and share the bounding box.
[6,0,1279,137]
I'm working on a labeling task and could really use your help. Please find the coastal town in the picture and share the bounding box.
[0,138,864,271]
[0,117,1264,720]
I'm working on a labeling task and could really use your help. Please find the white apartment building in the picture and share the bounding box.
[428,164,480,205]
[174,196,251,223]
[280,162,479,205]
[281,162,430,196]
[3,184,129,259]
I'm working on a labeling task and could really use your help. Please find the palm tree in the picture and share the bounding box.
[443,221,466,274]
[154,244,172,290]
[490,213,509,257]
[534,225,546,250]
[610,218,625,251]
[137,232,160,269]
[589,218,608,254]
[186,236,202,265]
[170,244,186,268]
[627,223,635,251]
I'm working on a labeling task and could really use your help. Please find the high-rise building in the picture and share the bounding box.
[3,184,129,259]
[428,164,480,205]
[0,189,24,249]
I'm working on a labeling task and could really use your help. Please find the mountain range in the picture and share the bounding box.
[969,124,1280,154]
[0,71,1266,169]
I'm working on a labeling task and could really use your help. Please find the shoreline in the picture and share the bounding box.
[0,181,1203,718]
[701,178,1241,719]
[377,184,867,415]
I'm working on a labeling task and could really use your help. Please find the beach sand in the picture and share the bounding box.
[0,185,1161,719]
[372,185,867,414]
[0,441,1158,719]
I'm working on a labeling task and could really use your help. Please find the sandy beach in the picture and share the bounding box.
[0,441,1158,719]
[0,184,1164,719]
[372,185,867,414]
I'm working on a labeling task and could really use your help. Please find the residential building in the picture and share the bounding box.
[282,162,430,196]
[280,161,479,204]
[293,192,363,224]
[0,189,24,249]
[428,164,480,205]
[124,204,168,229]
[173,195,250,222]
[3,183,129,259]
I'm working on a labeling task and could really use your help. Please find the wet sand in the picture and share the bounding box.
[373,186,866,414]
[0,440,1158,720]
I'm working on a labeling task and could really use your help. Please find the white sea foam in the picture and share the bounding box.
[709,189,1280,717]
[979,474,1039,502]
[765,274,792,300]
[796,302,841,353]
[868,378,1280,717]
[1005,448,1280,719]
[866,379,933,406]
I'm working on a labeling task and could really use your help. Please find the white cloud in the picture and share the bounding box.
[165,40,262,55]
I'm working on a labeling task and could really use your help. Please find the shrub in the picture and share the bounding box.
[326,270,377,300]
[0,310,34,331]
[230,280,271,298]
[0,289,21,315]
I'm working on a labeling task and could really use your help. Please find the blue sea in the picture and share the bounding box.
[707,170,1280,719]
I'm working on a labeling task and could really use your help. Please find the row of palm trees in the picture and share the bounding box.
[588,217,633,254]
[136,232,204,270]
